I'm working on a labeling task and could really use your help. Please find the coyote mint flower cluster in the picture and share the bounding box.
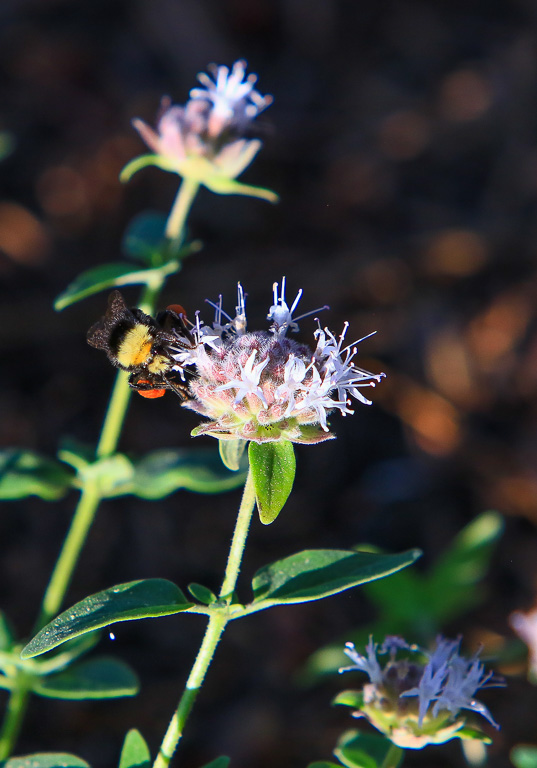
[338,636,502,749]
[128,61,275,196]
[172,280,384,444]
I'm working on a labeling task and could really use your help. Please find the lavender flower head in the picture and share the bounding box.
[126,61,276,200]
[338,636,503,749]
[170,279,384,444]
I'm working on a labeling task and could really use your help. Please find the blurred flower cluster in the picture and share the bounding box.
[338,635,502,749]
[124,60,276,199]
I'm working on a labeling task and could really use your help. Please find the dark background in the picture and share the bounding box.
[1,1,537,766]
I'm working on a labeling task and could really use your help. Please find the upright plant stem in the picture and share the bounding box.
[153,469,256,768]
[0,179,201,760]
[36,281,161,632]
[0,677,30,760]
[165,178,200,242]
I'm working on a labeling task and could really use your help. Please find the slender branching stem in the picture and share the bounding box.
[153,467,256,768]
[0,180,200,760]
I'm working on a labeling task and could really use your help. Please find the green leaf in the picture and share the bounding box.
[199,759,230,768]
[32,657,139,700]
[332,690,364,710]
[54,261,179,311]
[248,441,296,525]
[218,439,247,472]
[119,729,151,768]
[426,510,504,624]
[335,731,400,768]
[202,176,278,203]
[456,727,492,744]
[305,511,504,680]
[188,583,217,605]
[120,154,179,183]
[130,448,247,498]
[511,746,537,768]
[78,454,135,498]
[0,755,90,768]
[22,579,193,658]
[122,212,168,264]
[0,450,73,501]
[251,548,421,606]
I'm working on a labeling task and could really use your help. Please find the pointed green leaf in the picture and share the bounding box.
[120,154,179,183]
[218,439,247,471]
[188,583,217,605]
[130,449,247,498]
[251,548,421,606]
[22,580,193,658]
[199,759,230,768]
[119,729,151,768]
[202,175,278,203]
[332,690,364,710]
[32,657,139,700]
[0,450,73,501]
[0,755,90,768]
[511,745,537,768]
[248,441,296,524]
[426,510,503,623]
[335,731,400,768]
[456,727,492,744]
[54,261,179,311]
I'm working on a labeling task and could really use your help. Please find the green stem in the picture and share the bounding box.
[381,744,404,768]
[219,469,255,600]
[37,278,166,631]
[36,480,100,630]
[165,178,200,242]
[0,676,31,760]
[0,165,201,762]
[153,466,256,768]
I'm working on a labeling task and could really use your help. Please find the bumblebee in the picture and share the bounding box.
[87,290,191,399]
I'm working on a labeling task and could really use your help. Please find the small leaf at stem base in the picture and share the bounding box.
[248,441,296,524]
[119,729,151,768]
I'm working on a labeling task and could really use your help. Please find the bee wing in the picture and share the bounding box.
[87,291,130,348]
[86,320,109,349]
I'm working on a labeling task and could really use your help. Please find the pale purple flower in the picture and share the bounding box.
[339,639,383,685]
[168,279,384,444]
[129,61,275,191]
[189,60,272,137]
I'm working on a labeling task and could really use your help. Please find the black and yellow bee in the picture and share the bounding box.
[87,290,191,399]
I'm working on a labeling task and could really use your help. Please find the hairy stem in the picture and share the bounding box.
[153,467,256,768]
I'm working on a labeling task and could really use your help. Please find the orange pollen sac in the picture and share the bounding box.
[167,304,187,319]
[136,381,166,399]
